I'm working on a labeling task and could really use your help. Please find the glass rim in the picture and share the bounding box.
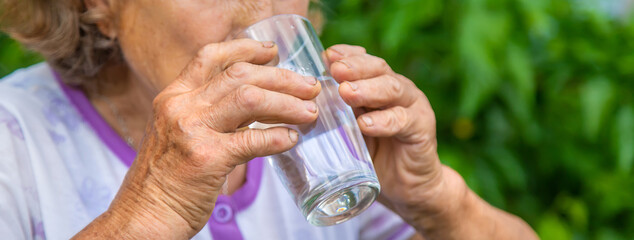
[235,14,311,38]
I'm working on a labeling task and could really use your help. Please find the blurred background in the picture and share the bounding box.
[1,0,633,239]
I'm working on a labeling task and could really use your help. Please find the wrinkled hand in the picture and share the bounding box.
[102,39,320,238]
[325,45,447,223]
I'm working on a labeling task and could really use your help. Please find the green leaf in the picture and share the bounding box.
[537,213,573,240]
[380,0,442,54]
[457,7,509,117]
[475,158,506,208]
[438,146,472,176]
[506,43,535,107]
[616,54,634,76]
[381,8,408,53]
[485,146,527,190]
[612,105,634,173]
[597,228,626,240]
[579,76,615,141]
[555,194,589,230]
[518,0,553,39]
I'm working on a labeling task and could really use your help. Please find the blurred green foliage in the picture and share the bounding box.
[1,0,633,239]
[0,33,42,76]
[318,0,632,239]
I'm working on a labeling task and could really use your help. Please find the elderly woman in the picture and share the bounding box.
[0,1,538,239]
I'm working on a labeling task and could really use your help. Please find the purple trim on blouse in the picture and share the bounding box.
[209,158,264,240]
[209,198,244,240]
[230,157,264,211]
[52,68,264,239]
[52,71,136,167]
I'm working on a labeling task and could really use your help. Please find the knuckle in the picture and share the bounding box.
[409,79,424,96]
[396,107,409,129]
[151,96,171,126]
[408,131,438,156]
[235,85,264,111]
[388,75,404,97]
[384,116,398,133]
[152,94,166,112]
[163,96,182,113]
[197,43,219,60]
[377,57,390,71]
[176,116,196,131]
[394,106,409,124]
[384,112,397,128]
[389,107,409,131]
[187,59,205,75]
[225,62,251,80]
[152,94,179,117]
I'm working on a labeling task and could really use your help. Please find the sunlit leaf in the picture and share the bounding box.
[518,0,554,39]
[537,213,573,240]
[580,76,615,141]
[506,43,535,106]
[554,194,589,230]
[457,7,508,117]
[612,105,634,173]
[380,0,442,54]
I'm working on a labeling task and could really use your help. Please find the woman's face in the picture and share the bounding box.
[114,0,309,92]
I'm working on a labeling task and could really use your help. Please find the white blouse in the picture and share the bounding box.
[0,63,415,240]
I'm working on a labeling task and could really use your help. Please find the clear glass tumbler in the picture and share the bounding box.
[238,14,380,226]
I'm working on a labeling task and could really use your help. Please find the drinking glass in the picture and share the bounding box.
[238,14,380,226]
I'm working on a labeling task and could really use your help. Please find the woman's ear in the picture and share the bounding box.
[83,0,117,38]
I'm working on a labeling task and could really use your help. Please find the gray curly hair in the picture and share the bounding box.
[0,0,120,85]
[1,0,324,86]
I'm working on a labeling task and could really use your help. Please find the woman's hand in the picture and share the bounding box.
[325,45,445,220]
[74,39,321,239]
[325,45,538,240]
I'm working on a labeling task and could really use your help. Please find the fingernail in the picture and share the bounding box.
[305,101,317,113]
[327,48,344,59]
[288,129,298,142]
[336,60,352,69]
[346,81,358,91]
[362,116,373,127]
[304,76,317,85]
[262,41,275,48]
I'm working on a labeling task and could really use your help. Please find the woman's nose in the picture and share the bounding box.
[226,0,308,40]
[236,1,276,27]
[226,1,276,40]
